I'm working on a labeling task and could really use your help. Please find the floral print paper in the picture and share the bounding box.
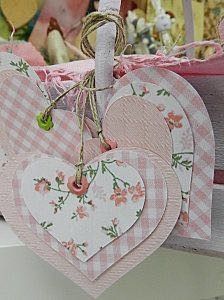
[107,81,194,224]
[20,155,145,262]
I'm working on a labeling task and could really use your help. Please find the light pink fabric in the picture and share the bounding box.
[34,41,224,81]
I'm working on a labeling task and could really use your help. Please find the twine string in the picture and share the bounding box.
[87,72,111,150]
[40,11,126,185]
[75,11,127,181]
[81,11,126,58]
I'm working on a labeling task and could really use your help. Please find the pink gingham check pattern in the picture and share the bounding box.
[109,67,215,240]
[0,75,91,162]
[12,149,167,281]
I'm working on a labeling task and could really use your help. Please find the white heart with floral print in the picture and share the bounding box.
[104,81,194,224]
[15,154,145,262]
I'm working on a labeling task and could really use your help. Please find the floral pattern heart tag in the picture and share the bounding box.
[106,67,215,239]
[14,154,145,262]
[105,81,194,224]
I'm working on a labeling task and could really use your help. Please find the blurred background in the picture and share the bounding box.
[0,0,223,65]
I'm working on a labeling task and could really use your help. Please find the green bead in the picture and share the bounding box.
[36,113,54,131]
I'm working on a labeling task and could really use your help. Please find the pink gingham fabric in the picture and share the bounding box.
[13,148,167,281]
[0,75,91,162]
[110,67,215,240]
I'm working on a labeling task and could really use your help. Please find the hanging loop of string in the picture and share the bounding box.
[81,11,126,58]
[41,11,126,122]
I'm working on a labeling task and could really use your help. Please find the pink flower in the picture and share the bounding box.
[142,86,150,94]
[165,111,183,131]
[179,211,189,223]
[70,245,77,256]
[62,239,88,257]
[62,238,74,249]
[34,178,51,195]
[116,160,125,167]
[56,171,65,182]
[76,205,89,219]
[157,104,165,112]
[62,239,77,256]
[112,218,119,226]
[110,188,127,206]
[49,200,56,206]
[128,182,145,202]
[49,200,58,214]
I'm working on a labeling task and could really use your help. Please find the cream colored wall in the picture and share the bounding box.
[1,243,224,300]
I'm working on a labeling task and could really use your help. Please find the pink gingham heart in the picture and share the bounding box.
[106,67,215,239]
[5,144,168,276]
[12,152,146,262]
[0,74,92,163]
[0,147,180,297]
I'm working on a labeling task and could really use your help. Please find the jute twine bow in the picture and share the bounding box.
[41,11,126,185]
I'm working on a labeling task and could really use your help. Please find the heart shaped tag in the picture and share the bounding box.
[102,95,173,164]
[11,145,168,279]
[0,147,180,297]
[0,52,48,99]
[0,74,92,163]
[16,153,145,262]
[108,67,215,239]
[105,81,194,224]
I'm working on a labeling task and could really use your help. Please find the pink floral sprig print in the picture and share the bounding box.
[130,83,150,97]
[71,205,89,220]
[10,59,29,77]
[49,193,70,214]
[55,170,65,190]
[102,218,119,239]
[130,83,137,96]
[34,177,51,195]
[110,188,127,206]
[128,182,145,202]
[181,191,190,203]
[76,193,96,207]
[40,221,53,230]
[157,88,170,97]
[136,209,142,218]
[62,239,88,256]
[172,152,193,171]
[165,111,183,131]
[101,160,130,190]
[179,211,189,224]
[34,171,70,214]
[82,163,100,187]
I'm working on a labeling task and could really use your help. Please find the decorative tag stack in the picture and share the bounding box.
[0,0,215,298]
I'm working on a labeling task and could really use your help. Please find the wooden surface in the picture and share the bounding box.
[165,75,224,256]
